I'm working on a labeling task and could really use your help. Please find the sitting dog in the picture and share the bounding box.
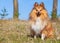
[29,2,54,40]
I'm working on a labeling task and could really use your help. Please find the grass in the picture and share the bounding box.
[0,20,60,43]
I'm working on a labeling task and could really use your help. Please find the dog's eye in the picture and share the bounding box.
[36,9,38,11]
[40,10,42,11]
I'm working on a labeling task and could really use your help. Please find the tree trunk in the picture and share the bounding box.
[52,0,58,20]
[13,0,18,19]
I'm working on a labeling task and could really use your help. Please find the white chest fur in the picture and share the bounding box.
[31,17,47,35]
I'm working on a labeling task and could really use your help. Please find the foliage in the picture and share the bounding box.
[51,12,57,20]
[13,12,19,19]
[0,8,8,19]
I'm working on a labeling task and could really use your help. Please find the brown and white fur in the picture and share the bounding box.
[29,2,54,40]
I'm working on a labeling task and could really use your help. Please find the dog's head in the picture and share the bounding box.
[33,2,48,20]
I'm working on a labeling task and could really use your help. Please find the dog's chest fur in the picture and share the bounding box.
[31,17,47,35]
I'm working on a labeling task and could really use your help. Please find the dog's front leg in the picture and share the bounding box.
[41,33,46,40]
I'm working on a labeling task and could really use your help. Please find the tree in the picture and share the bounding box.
[13,0,19,19]
[51,0,58,20]
[0,8,8,19]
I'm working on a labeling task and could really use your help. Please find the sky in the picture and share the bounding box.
[0,0,60,20]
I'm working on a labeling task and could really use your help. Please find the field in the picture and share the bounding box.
[0,20,60,43]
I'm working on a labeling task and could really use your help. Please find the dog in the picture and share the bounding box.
[29,2,54,40]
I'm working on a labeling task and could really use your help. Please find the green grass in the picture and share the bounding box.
[0,20,60,43]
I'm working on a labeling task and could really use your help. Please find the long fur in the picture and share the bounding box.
[31,17,47,35]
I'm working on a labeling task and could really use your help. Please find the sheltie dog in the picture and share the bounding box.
[29,2,54,40]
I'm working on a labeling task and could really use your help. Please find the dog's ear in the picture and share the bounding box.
[34,2,38,7]
[40,2,45,8]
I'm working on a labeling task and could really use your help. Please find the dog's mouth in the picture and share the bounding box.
[36,12,41,17]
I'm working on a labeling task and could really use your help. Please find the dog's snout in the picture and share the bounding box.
[37,12,40,14]
[37,12,41,17]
